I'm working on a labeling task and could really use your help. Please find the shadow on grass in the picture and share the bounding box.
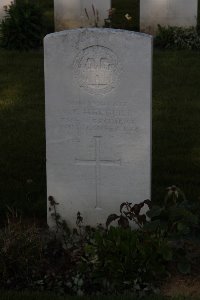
[0,50,46,221]
[152,50,200,204]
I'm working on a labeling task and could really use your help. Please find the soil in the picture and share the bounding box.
[161,275,200,298]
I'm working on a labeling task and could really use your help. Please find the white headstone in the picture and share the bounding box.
[54,0,111,31]
[44,28,152,228]
[0,0,13,21]
[140,0,198,34]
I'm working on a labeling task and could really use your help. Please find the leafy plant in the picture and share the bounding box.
[146,186,198,238]
[80,225,172,296]
[0,0,45,50]
[47,196,169,296]
[155,25,200,50]
[106,199,151,229]
[0,187,199,295]
[107,186,199,276]
[146,186,199,274]
[48,196,70,236]
[106,186,198,240]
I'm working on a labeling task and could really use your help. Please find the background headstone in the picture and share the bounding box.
[140,0,198,34]
[44,28,152,228]
[0,0,13,21]
[54,0,111,31]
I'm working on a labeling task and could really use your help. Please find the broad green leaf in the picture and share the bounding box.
[146,206,163,218]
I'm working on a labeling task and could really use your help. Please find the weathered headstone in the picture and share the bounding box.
[54,0,111,31]
[140,0,198,34]
[44,28,152,228]
[0,0,13,21]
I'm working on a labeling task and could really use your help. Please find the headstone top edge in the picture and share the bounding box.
[44,28,153,42]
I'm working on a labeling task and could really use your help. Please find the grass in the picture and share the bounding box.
[152,50,200,204]
[0,49,46,221]
[1,49,200,218]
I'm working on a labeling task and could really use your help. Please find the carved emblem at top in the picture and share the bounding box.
[74,45,119,95]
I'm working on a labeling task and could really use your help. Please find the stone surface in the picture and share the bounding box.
[44,28,152,228]
[0,0,13,20]
[54,0,111,31]
[140,0,198,34]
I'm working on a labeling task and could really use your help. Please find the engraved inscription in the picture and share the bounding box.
[60,106,136,133]
[75,136,121,209]
[74,46,119,95]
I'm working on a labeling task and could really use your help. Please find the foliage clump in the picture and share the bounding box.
[0,0,46,50]
[155,25,200,50]
[0,187,199,296]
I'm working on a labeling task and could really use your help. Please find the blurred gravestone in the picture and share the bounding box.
[140,0,198,34]
[54,0,111,31]
[0,0,13,21]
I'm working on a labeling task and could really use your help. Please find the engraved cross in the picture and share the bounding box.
[75,136,121,209]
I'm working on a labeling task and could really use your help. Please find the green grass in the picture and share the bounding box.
[1,49,200,218]
[0,50,46,220]
[152,50,200,204]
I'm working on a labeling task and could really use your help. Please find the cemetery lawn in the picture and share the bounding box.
[0,48,200,218]
[153,49,200,204]
[0,49,46,221]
